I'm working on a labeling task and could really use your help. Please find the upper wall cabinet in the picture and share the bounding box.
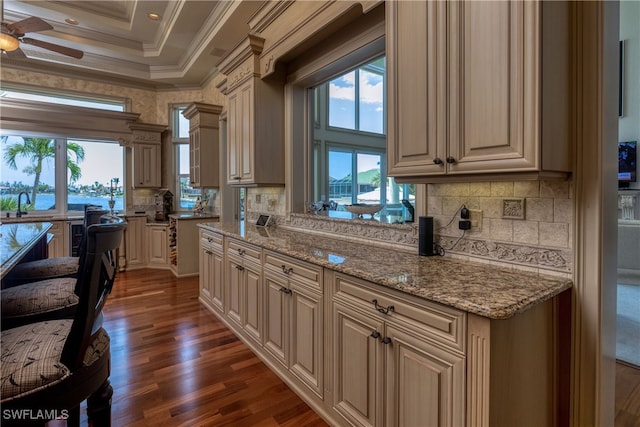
[387,1,572,182]
[128,122,166,188]
[218,34,284,187]
[182,103,223,188]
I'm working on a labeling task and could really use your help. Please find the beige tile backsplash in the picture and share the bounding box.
[430,180,573,248]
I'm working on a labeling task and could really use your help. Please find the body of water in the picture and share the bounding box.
[3,193,125,211]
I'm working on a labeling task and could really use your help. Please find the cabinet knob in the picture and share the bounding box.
[433,157,443,165]
[370,331,381,340]
[446,156,456,164]
[381,337,392,345]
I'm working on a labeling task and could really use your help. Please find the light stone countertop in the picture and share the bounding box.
[199,221,573,320]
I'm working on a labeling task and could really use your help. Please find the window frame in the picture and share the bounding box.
[170,104,200,211]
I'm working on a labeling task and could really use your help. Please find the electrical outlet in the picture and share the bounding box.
[469,209,483,232]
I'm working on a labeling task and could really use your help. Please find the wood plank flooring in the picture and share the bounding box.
[84,269,328,427]
[616,360,640,427]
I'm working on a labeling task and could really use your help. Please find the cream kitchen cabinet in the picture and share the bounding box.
[262,250,324,398]
[331,271,466,427]
[122,215,146,270]
[182,103,223,188]
[47,220,67,258]
[225,237,263,346]
[199,229,224,314]
[147,224,168,268]
[218,34,284,186]
[387,0,571,181]
[128,122,165,188]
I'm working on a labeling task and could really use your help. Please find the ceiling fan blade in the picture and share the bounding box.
[3,47,27,59]
[7,17,53,34]
[22,37,84,59]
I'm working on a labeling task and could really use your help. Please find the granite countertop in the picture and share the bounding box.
[198,222,573,320]
[1,222,52,279]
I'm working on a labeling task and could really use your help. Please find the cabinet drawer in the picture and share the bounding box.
[333,272,465,352]
[227,238,261,263]
[264,250,323,292]
[201,230,223,251]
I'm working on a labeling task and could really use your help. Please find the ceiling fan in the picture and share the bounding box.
[0,16,83,59]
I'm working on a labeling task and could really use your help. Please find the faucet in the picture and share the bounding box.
[17,192,31,218]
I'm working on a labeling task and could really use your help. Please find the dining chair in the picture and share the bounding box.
[0,208,108,330]
[1,215,126,427]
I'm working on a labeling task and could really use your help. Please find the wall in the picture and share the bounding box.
[427,180,573,277]
[619,0,640,190]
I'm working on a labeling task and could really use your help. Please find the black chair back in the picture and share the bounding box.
[61,215,126,369]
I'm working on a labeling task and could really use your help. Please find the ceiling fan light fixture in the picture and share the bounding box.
[146,12,161,21]
[65,18,79,25]
[0,32,20,52]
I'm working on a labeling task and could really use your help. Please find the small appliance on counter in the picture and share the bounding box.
[155,189,173,221]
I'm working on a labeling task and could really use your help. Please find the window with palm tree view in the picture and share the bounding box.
[1,135,124,214]
[311,56,414,220]
[1,88,125,215]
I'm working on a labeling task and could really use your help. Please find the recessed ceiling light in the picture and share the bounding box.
[146,13,161,21]
[65,18,79,25]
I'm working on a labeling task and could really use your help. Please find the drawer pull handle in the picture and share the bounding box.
[205,250,213,255]
[279,287,292,294]
[207,237,213,243]
[433,157,443,165]
[446,156,456,164]
[381,337,392,345]
[237,248,246,256]
[281,265,294,275]
[370,331,381,340]
[235,265,244,271]
[372,299,394,315]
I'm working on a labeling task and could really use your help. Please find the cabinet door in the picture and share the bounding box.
[243,260,263,346]
[290,287,323,398]
[387,0,447,177]
[210,249,224,313]
[125,217,145,268]
[384,325,465,427]
[239,81,254,182]
[333,301,384,427]
[226,256,243,328]
[148,226,167,265]
[263,271,289,367]
[227,90,241,183]
[448,0,537,173]
[133,143,160,187]
[200,246,214,305]
[189,128,201,186]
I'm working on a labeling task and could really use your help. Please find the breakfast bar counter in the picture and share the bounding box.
[0,222,52,282]
[199,221,572,319]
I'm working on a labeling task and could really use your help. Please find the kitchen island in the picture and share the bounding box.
[0,222,52,283]
[198,221,572,427]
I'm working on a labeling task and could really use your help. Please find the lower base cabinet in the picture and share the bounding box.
[198,229,568,427]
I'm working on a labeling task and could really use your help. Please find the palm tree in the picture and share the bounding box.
[2,137,85,207]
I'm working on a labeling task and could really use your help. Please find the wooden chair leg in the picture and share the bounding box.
[86,380,113,427]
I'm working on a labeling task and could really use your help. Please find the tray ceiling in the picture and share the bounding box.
[1,0,264,88]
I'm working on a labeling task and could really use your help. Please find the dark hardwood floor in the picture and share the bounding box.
[616,360,640,427]
[82,269,328,427]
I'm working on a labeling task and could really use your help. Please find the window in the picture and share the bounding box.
[328,58,385,134]
[0,88,125,112]
[172,106,200,210]
[311,56,414,220]
[1,135,123,213]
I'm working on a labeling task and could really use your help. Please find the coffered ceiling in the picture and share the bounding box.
[1,0,264,89]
